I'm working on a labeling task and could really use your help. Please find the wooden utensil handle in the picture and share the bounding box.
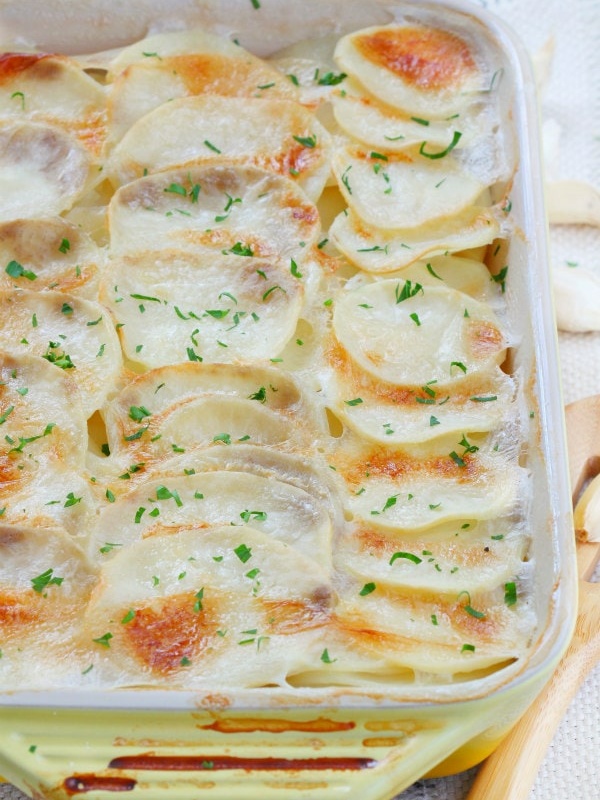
[466,581,600,800]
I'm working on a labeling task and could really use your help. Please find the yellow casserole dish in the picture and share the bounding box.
[0,1,576,798]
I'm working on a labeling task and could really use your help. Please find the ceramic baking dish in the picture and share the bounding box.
[0,1,576,798]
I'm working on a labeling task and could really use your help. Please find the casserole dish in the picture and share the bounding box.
[0,1,576,798]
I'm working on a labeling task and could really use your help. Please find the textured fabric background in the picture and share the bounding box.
[1,1,598,798]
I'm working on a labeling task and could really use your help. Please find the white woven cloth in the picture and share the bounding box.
[1,1,598,798]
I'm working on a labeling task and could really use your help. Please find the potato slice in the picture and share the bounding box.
[101,362,321,470]
[108,96,332,202]
[0,523,97,689]
[83,526,332,687]
[327,362,514,445]
[331,583,535,677]
[340,441,521,533]
[334,25,485,118]
[0,351,86,467]
[397,255,499,301]
[132,443,343,525]
[102,248,304,369]
[0,217,104,298]
[332,278,505,386]
[0,53,106,156]
[332,144,485,230]
[0,354,94,538]
[331,78,484,151]
[103,362,311,433]
[0,459,96,538]
[107,29,299,141]
[108,164,320,263]
[0,289,122,417]
[105,396,301,473]
[329,205,500,273]
[0,121,92,220]
[89,471,332,567]
[337,519,527,595]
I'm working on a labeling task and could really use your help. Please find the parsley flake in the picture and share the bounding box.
[389,551,422,565]
[293,134,317,148]
[31,568,64,594]
[234,543,252,563]
[5,260,37,281]
[419,131,462,159]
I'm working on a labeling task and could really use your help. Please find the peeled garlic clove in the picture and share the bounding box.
[552,264,600,332]
[574,472,600,543]
[546,180,600,226]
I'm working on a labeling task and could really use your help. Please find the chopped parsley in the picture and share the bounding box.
[419,131,462,159]
[193,588,204,613]
[248,386,267,403]
[228,242,254,257]
[31,568,64,594]
[293,134,317,148]
[234,543,252,563]
[5,260,37,281]
[320,648,337,664]
[203,139,221,153]
[316,71,347,86]
[129,405,151,421]
[504,581,518,606]
[290,258,303,278]
[389,551,422,565]
[92,632,113,647]
[64,492,82,507]
[42,341,75,370]
[395,280,423,303]
[240,510,267,523]
[156,486,184,507]
[492,266,509,293]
